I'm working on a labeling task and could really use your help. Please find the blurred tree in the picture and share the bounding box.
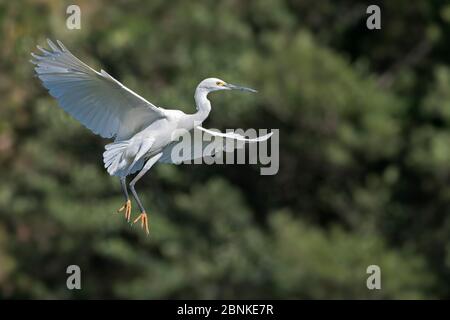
[0,0,449,298]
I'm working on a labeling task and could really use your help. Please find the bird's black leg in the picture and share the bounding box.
[129,153,162,235]
[130,185,145,213]
[117,176,132,221]
[129,170,150,215]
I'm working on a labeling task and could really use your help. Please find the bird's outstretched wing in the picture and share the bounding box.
[31,39,167,140]
[159,126,273,164]
[196,126,273,142]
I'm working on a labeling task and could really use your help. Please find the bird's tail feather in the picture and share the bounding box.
[103,141,130,176]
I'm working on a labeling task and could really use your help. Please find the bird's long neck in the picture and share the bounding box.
[192,87,211,124]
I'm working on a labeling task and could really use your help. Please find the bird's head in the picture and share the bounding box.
[198,78,257,93]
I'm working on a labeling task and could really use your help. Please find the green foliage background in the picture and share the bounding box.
[0,0,449,299]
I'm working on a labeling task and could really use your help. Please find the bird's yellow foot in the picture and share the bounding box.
[117,199,132,222]
[133,212,149,235]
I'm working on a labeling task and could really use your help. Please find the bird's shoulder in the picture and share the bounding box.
[162,108,188,120]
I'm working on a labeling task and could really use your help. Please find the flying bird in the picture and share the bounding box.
[31,39,272,235]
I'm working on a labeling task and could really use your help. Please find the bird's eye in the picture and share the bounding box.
[216,81,224,86]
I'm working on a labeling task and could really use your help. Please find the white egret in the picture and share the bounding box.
[31,39,272,234]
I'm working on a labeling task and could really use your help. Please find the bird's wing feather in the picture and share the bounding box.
[196,126,273,142]
[159,126,273,164]
[31,39,167,139]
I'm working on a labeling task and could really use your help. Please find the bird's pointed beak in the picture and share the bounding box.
[225,83,258,93]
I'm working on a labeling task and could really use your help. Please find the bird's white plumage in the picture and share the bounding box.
[196,126,273,142]
[32,40,272,177]
[31,39,166,140]
[158,127,273,164]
